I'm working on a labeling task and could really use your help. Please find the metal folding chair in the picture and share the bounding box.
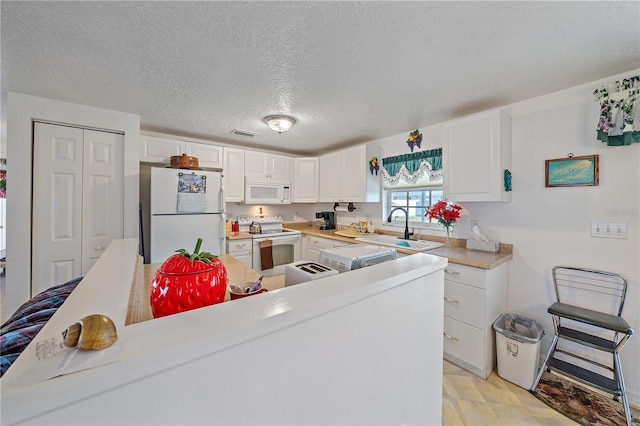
[531,266,634,426]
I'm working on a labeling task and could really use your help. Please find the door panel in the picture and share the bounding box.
[33,123,84,295]
[82,129,123,274]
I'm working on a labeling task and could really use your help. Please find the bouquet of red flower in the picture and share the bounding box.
[425,201,462,241]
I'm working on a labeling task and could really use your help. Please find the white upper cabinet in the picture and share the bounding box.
[292,157,319,203]
[245,150,291,179]
[140,136,184,163]
[140,135,223,169]
[187,143,223,169]
[319,144,381,203]
[223,147,245,203]
[443,109,511,202]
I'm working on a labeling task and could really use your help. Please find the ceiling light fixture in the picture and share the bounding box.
[264,115,296,133]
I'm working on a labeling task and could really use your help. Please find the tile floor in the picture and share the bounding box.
[442,359,577,425]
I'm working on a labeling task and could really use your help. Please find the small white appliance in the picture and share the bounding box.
[284,261,340,287]
[319,245,397,273]
[237,215,302,277]
[245,179,291,204]
[150,167,225,263]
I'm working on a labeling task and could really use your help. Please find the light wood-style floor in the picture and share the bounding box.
[443,359,577,425]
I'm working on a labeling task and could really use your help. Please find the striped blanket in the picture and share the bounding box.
[1,277,82,377]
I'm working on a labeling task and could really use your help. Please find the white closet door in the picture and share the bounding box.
[33,123,84,294]
[33,123,123,295]
[82,129,124,273]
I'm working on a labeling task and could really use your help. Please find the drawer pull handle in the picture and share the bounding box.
[444,296,460,304]
[443,333,459,342]
[235,243,246,248]
[445,269,460,276]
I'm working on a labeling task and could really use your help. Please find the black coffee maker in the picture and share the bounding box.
[315,211,336,230]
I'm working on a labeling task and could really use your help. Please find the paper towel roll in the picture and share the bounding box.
[334,205,349,212]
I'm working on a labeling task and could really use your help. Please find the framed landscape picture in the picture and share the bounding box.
[545,155,599,187]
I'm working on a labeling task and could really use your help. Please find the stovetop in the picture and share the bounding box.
[237,214,283,225]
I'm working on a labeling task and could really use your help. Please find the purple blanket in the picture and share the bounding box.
[1,277,82,377]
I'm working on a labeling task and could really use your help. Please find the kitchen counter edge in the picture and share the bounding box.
[284,222,512,270]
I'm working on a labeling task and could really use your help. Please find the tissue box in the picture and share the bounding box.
[466,239,500,253]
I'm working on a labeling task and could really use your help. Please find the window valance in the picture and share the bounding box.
[382,148,442,185]
[594,75,640,146]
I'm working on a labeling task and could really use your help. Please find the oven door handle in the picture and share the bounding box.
[253,235,301,244]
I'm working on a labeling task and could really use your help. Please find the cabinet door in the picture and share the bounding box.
[319,151,341,201]
[305,246,322,263]
[140,136,185,163]
[340,145,366,202]
[224,148,245,203]
[187,143,223,169]
[245,151,268,178]
[293,157,318,202]
[270,153,291,179]
[443,109,511,202]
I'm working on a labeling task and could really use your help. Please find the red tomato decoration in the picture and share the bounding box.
[150,239,228,318]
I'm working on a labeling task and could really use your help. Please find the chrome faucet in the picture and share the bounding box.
[386,207,413,240]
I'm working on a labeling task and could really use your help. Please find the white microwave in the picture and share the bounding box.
[245,179,291,204]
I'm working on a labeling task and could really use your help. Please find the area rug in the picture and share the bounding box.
[533,371,640,426]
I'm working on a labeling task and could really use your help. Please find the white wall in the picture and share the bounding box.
[369,70,640,406]
[5,93,140,316]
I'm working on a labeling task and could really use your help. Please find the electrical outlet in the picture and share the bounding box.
[591,222,627,239]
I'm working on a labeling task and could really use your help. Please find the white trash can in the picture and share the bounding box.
[493,313,544,389]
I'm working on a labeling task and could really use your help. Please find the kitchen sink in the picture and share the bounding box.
[354,235,443,251]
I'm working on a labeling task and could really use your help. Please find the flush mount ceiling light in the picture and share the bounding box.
[264,115,296,133]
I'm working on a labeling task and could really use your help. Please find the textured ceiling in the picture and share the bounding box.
[2,1,639,155]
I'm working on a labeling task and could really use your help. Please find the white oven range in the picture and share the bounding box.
[238,215,301,277]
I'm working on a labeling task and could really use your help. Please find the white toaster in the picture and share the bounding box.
[284,261,339,287]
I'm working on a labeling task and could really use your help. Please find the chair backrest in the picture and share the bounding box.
[552,266,628,317]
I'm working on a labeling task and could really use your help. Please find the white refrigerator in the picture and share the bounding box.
[150,167,225,263]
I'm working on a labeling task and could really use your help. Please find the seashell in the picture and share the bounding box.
[62,314,118,350]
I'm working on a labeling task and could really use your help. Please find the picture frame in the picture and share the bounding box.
[545,155,599,187]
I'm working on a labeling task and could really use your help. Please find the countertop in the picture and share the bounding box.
[126,254,285,325]
[226,231,254,240]
[283,222,512,270]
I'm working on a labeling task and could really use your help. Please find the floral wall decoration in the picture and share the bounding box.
[369,157,379,175]
[406,130,422,152]
[594,75,639,146]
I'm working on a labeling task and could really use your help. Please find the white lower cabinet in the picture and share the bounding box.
[226,238,252,269]
[302,235,352,263]
[442,261,508,379]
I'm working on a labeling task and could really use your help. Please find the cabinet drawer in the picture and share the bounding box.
[305,235,351,250]
[227,240,251,253]
[444,263,485,289]
[443,316,484,369]
[444,281,485,328]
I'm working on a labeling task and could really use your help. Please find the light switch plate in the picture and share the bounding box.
[591,222,627,239]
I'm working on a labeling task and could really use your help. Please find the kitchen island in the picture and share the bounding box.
[1,239,447,425]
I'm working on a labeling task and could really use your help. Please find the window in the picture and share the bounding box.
[387,187,443,225]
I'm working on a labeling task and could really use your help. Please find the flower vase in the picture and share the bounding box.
[444,227,452,248]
